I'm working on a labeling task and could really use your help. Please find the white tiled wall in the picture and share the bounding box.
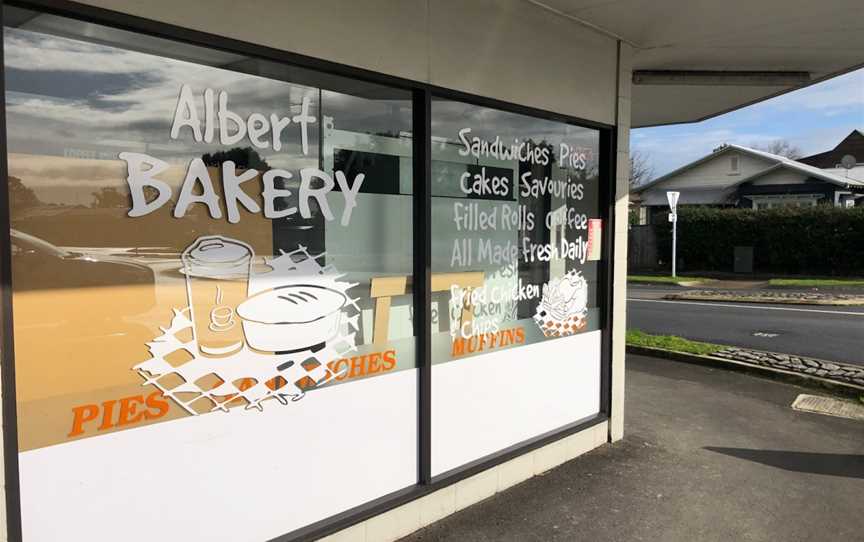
[610,42,633,443]
[319,421,609,542]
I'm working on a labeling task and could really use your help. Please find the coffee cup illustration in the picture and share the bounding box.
[138,239,358,415]
[182,236,253,357]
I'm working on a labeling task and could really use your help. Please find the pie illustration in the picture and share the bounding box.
[237,284,347,352]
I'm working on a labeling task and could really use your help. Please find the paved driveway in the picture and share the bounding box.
[401,355,864,541]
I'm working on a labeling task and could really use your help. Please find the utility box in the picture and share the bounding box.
[734,246,754,273]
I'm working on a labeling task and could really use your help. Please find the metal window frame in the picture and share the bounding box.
[0,1,619,541]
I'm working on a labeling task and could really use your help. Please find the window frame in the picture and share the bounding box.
[0,1,617,541]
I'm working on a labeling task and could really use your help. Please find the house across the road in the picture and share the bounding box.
[799,129,864,169]
[633,130,864,223]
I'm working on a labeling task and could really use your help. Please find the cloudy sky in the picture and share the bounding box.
[632,67,864,180]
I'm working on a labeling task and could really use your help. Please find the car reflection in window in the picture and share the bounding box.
[11,229,155,306]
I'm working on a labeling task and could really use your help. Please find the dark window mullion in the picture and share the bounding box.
[412,87,432,485]
[0,5,25,540]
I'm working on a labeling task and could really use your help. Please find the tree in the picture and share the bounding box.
[752,139,802,159]
[202,147,270,170]
[91,186,128,208]
[8,176,40,218]
[9,176,39,207]
[629,150,654,188]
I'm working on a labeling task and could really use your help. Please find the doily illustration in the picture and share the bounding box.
[135,240,360,414]
[534,269,588,338]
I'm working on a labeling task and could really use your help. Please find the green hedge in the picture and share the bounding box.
[653,206,864,275]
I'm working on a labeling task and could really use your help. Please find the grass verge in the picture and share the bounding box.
[769,278,864,288]
[628,275,713,285]
[626,329,721,357]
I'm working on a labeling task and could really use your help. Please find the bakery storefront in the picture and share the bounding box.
[0,2,620,541]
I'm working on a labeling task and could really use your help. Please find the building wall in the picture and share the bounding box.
[75,0,619,126]
[610,43,632,443]
[0,2,629,541]
[652,150,774,192]
[318,421,610,542]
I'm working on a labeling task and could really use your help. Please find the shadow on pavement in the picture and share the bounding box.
[705,447,864,479]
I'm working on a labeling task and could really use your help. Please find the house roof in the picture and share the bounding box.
[730,157,864,189]
[733,153,864,188]
[823,165,864,183]
[634,143,864,201]
[633,144,787,193]
[799,130,864,168]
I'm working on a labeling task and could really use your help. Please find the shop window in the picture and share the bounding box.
[2,4,612,541]
[3,6,417,539]
[429,99,604,475]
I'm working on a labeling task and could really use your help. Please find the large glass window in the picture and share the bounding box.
[429,99,604,475]
[1,6,613,541]
[4,6,416,540]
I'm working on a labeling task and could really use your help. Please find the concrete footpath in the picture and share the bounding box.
[401,355,864,542]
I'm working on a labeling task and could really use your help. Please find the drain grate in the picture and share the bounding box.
[791,394,864,421]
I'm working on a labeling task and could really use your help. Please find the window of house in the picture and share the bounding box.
[753,196,820,209]
[730,155,740,174]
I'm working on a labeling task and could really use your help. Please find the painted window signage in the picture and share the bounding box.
[9,72,398,431]
[113,82,370,415]
[136,238,361,415]
[123,87,364,225]
[169,85,317,151]
[431,102,603,353]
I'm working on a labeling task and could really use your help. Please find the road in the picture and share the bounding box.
[627,286,864,366]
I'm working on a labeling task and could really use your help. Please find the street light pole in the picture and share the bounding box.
[672,214,677,278]
[667,191,680,278]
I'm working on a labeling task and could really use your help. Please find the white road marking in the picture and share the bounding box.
[627,298,864,317]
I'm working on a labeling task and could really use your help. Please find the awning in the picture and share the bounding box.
[528,1,864,127]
